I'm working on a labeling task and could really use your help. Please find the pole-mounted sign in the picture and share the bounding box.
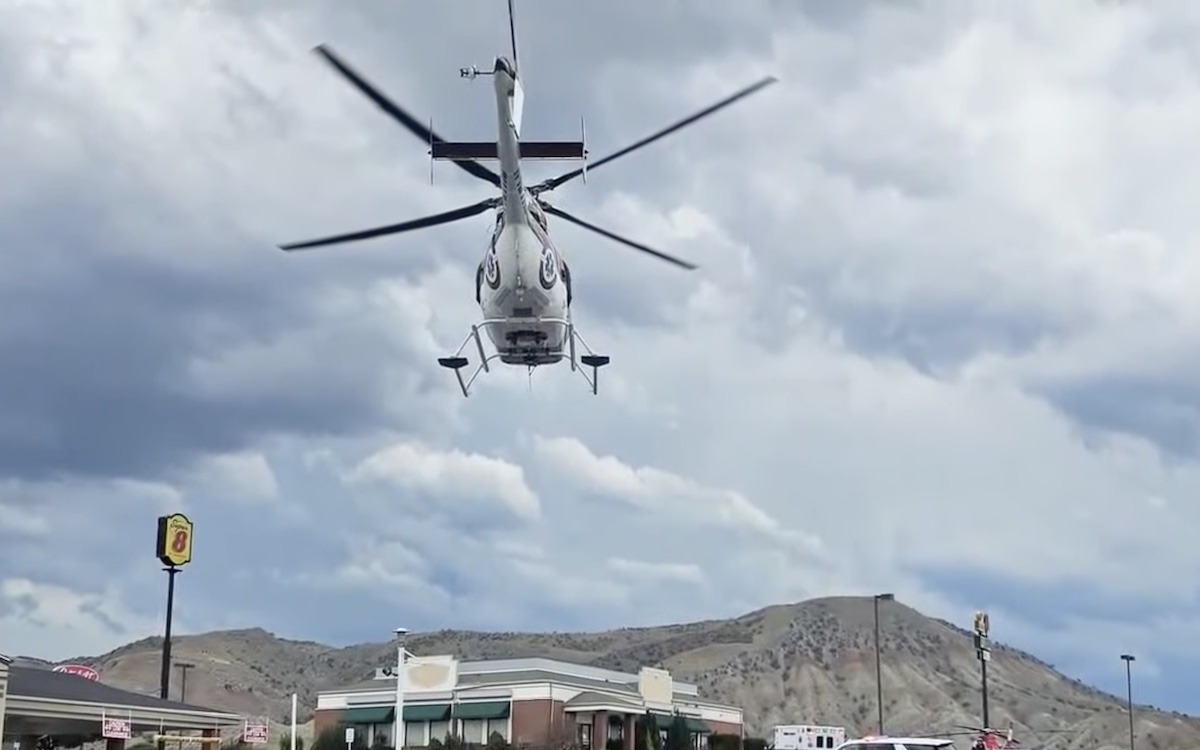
[156,513,194,567]
[155,513,194,707]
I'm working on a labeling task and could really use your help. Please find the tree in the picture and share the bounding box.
[313,727,353,750]
[664,716,690,750]
[538,725,582,750]
[371,734,394,750]
[431,734,466,750]
[486,732,512,750]
[280,734,307,750]
[706,735,740,750]
[636,713,663,750]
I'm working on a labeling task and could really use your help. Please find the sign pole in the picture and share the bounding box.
[158,565,179,700]
[154,514,195,709]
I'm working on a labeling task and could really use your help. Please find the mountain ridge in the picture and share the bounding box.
[13,596,1197,750]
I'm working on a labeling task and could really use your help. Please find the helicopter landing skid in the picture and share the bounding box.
[437,317,610,398]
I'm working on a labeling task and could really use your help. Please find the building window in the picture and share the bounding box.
[577,723,592,750]
[407,722,431,747]
[486,718,509,741]
[462,719,486,744]
[607,717,624,744]
[430,721,451,745]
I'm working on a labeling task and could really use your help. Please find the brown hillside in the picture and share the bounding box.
[20,597,1199,750]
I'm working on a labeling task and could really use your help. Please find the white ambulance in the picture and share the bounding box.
[772,725,848,750]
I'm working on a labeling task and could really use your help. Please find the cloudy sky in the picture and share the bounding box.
[3,0,1200,714]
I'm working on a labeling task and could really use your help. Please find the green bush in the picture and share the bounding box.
[707,734,741,750]
[664,717,690,750]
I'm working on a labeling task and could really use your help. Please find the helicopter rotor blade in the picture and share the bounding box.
[531,76,778,195]
[538,201,698,270]
[279,198,497,251]
[312,45,502,188]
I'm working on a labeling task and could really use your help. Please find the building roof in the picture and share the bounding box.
[0,653,11,664]
[8,665,234,715]
[323,661,741,714]
[564,691,643,709]
[459,658,698,693]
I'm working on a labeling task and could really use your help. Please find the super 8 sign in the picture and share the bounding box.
[156,513,194,567]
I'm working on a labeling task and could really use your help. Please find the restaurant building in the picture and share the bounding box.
[313,656,743,750]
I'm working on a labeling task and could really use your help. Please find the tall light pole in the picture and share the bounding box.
[873,593,894,734]
[394,628,408,750]
[1120,654,1136,750]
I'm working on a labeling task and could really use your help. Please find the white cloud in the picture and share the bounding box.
[189,451,280,503]
[0,579,160,660]
[608,558,705,585]
[0,504,48,536]
[297,537,454,609]
[532,435,822,552]
[350,440,541,521]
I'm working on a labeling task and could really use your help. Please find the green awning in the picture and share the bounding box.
[404,704,452,721]
[453,701,511,720]
[342,707,395,724]
[651,716,709,734]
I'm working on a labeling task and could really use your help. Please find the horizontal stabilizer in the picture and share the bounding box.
[431,141,586,161]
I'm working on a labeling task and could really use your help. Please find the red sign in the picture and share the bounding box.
[54,664,100,681]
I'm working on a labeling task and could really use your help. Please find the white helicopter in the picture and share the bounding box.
[279,0,777,397]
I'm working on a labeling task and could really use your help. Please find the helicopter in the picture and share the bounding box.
[277,0,777,397]
[932,723,1075,750]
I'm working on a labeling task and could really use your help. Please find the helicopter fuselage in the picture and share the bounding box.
[475,57,572,366]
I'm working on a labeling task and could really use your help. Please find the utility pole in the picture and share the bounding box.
[175,662,195,703]
[973,611,991,728]
[873,593,894,734]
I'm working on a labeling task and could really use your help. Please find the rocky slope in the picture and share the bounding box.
[18,597,1200,750]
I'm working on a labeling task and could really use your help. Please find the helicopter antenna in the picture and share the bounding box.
[506,0,520,73]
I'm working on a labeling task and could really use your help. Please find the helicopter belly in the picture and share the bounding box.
[481,283,568,365]
[479,226,569,366]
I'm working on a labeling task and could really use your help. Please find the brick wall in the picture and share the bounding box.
[314,709,343,736]
[706,721,742,737]
[511,699,566,747]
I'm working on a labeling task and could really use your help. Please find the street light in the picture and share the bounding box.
[394,628,409,750]
[873,593,894,734]
[1120,654,1136,750]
